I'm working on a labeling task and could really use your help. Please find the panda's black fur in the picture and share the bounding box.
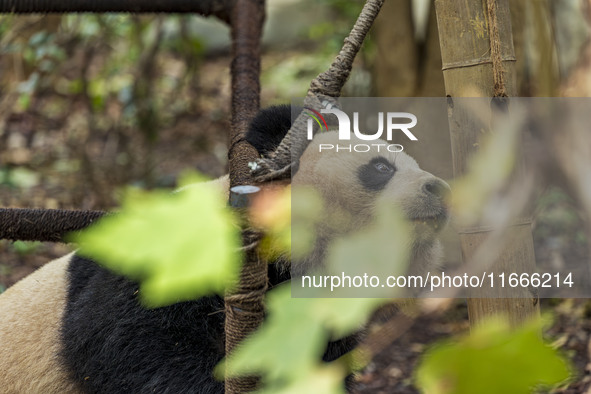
[244,104,296,156]
[60,105,357,394]
[63,257,228,393]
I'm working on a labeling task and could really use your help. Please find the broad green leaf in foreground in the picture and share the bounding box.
[74,175,240,307]
[290,186,323,259]
[222,284,383,391]
[257,364,345,394]
[415,318,571,394]
[451,116,518,226]
[250,185,293,258]
[325,199,410,299]
[250,185,324,260]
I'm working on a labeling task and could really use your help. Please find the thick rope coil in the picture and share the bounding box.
[224,229,267,393]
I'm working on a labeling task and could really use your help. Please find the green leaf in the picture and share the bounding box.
[12,240,42,255]
[258,364,346,394]
[324,199,410,299]
[28,31,49,47]
[451,115,518,226]
[74,174,240,307]
[7,167,39,188]
[291,186,323,259]
[223,284,383,389]
[309,297,384,338]
[223,285,328,381]
[89,79,107,111]
[222,193,408,391]
[415,317,572,394]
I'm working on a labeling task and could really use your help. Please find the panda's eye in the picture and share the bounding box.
[358,158,396,191]
[374,161,393,173]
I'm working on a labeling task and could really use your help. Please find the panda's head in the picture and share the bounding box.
[294,131,450,247]
[246,105,449,275]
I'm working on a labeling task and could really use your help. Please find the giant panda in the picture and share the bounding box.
[0,105,449,393]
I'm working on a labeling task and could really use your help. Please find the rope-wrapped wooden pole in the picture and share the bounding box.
[0,208,105,242]
[225,186,266,393]
[224,0,266,393]
[0,0,234,21]
[227,0,265,189]
[251,0,385,182]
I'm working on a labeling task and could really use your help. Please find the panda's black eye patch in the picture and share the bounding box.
[357,157,396,191]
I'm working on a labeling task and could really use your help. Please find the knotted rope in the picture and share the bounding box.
[224,228,267,393]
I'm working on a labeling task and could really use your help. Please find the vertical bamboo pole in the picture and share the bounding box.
[434,0,539,327]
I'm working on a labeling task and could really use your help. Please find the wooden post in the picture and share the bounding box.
[225,1,267,393]
[434,0,539,327]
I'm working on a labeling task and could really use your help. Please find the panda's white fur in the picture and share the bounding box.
[0,107,448,393]
[293,131,448,277]
[0,253,82,393]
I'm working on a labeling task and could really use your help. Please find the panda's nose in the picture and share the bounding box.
[422,179,450,200]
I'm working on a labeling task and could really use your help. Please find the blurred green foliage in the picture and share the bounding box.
[75,173,240,307]
[451,117,518,226]
[0,167,39,188]
[0,14,208,189]
[534,187,586,245]
[415,318,571,394]
[11,240,43,256]
[222,284,384,394]
[308,0,373,55]
[76,176,573,393]
[0,13,222,207]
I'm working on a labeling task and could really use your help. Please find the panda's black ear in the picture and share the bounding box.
[245,105,301,156]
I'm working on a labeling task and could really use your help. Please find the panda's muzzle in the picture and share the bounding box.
[422,179,450,201]
[410,178,450,232]
[411,211,448,232]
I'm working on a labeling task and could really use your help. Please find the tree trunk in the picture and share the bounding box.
[510,0,559,96]
[373,0,417,97]
[416,0,446,97]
